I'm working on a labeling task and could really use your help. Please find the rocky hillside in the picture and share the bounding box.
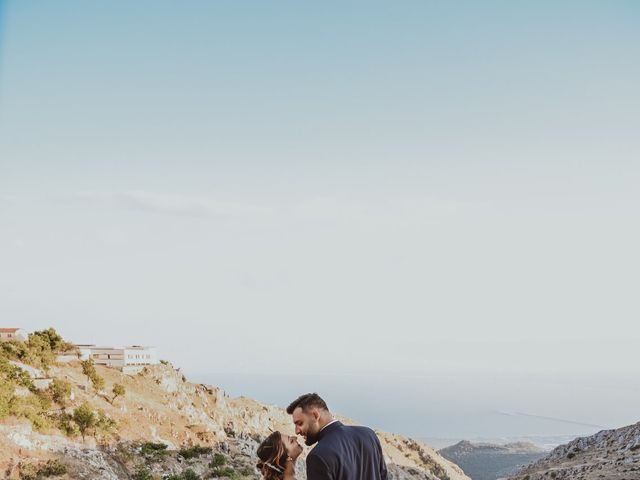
[1,358,470,480]
[508,422,640,480]
[439,440,546,480]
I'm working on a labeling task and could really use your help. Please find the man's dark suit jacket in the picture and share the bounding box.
[306,421,388,480]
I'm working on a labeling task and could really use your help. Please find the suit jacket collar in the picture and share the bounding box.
[317,420,342,442]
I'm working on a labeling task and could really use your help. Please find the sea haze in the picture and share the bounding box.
[188,371,639,446]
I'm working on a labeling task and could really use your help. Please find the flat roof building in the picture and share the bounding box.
[74,344,159,373]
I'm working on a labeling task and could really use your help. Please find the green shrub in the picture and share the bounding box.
[31,328,74,353]
[132,464,153,480]
[140,441,169,455]
[9,393,53,431]
[209,453,226,467]
[38,459,67,477]
[1,328,72,370]
[140,441,169,462]
[167,469,202,480]
[25,331,56,369]
[182,469,201,480]
[25,411,52,431]
[115,442,136,462]
[0,357,34,390]
[34,389,53,410]
[111,383,126,403]
[91,373,105,392]
[54,411,80,436]
[0,380,15,419]
[211,466,237,479]
[48,378,71,406]
[96,409,117,437]
[81,359,105,392]
[1,339,29,361]
[178,445,212,459]
[81,359,95,377]
[19,463,37,480]
[73,401,97,440]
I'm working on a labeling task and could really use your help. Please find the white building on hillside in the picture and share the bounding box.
[0,328,28,342]
[75,344,96,360]
[75,345,159,373]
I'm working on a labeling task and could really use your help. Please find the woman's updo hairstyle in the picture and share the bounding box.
[256,431,288,479]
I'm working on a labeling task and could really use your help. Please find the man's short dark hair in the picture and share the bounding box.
[286,393,329,414]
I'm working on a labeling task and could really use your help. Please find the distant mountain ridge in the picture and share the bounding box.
[438,440,546,480]
[508,421,640,480]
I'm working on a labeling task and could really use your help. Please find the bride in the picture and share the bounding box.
[256,431,303,480]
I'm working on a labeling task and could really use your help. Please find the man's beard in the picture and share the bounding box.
[304,430,320,446]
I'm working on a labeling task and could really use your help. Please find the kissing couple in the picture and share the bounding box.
[256,393,388,480]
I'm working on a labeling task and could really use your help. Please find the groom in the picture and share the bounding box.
[286,393,388,480]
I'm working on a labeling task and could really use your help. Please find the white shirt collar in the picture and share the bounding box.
[320,419,339,432]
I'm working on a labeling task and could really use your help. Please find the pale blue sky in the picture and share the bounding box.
[1,1,639,433]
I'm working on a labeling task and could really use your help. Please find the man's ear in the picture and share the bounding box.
[312,408,320,421]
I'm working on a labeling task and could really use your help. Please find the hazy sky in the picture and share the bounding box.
[1,0,639,408]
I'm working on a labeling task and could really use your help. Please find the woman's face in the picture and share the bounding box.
[282,434,303,460]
